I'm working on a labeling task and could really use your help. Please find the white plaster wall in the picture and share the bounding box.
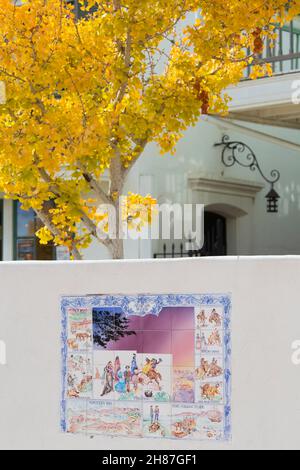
[117,117,300,258]
[0,257,300,450]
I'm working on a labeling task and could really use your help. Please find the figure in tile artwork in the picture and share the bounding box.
[101,361,114,396]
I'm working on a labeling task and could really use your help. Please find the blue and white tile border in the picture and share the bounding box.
[61,293,232,441]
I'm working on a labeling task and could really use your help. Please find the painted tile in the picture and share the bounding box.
[200,328,223,354]
[171,403,224,440]
[66,353,93,399]
[67,308,92,351]
[86,400,115,436]
[173,367,195,403]
[143,403,172,438]
[195,355,224,381]
[112,402,143,438]
[65,399,87,434]
[196,381,224,404]
[143,364,172,402]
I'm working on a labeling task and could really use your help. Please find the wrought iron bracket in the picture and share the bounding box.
[215,135,281,213]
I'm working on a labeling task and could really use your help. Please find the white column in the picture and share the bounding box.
[3,199,14,261]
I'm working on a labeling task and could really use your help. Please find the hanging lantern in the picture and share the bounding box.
[266,188,280,213]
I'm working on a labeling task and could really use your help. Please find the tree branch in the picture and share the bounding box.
[123,138,148,178]
[75,161,113,205]
[79,209,113,250]
[36,158,113,250]
[115,30,132,105]
[65,69,88,129]
[70,243,83,260]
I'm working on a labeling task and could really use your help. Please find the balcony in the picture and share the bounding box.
[245,19,300,77]
[227,19,300,129]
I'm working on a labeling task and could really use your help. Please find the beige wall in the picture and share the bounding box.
[0,257,299,450]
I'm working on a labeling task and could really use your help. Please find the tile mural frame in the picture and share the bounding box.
[61,293,232,441]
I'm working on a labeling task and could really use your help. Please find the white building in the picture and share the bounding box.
[1,18,300,261]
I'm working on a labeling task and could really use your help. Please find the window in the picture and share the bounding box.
[14,202,55,261]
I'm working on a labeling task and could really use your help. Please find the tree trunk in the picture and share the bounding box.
[71,245,83,260]
[109,155,125,260]
[111,238,124,260]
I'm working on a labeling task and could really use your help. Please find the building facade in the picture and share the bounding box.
[1,18,300,261]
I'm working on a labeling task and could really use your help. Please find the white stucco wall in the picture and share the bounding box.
[0,257,299,450]
[84,114,300,260]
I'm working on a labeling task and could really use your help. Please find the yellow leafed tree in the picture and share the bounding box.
[0,0,299,259]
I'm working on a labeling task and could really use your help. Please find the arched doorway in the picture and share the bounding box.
[201,211,227,256]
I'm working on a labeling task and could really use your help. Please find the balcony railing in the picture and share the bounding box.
[245,20,300,78]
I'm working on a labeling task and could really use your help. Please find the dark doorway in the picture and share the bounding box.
[201,211,227,256]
